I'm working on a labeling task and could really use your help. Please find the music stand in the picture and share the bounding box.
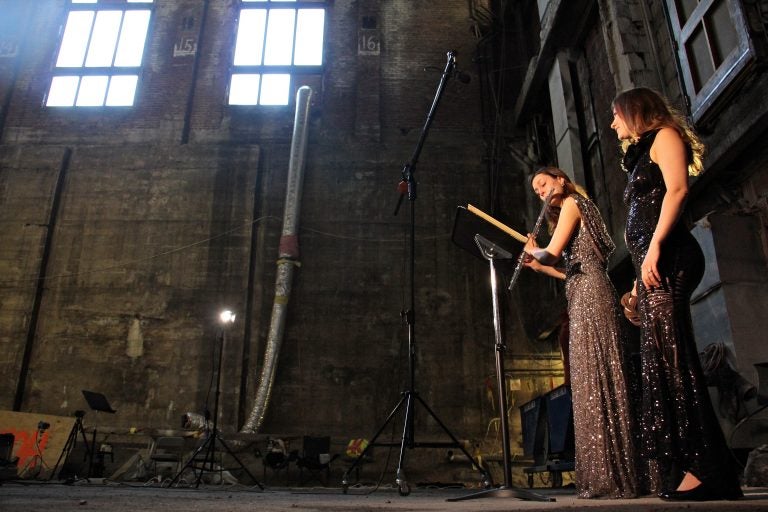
[448,208,553,502]
[82,390,117,414]
[82,390,117,477]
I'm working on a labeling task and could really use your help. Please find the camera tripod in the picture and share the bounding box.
[341,51,491,496]
[49,410,93,481]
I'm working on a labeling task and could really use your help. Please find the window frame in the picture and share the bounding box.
[47,0,154,108]
[229,0,327,107]
[664,0,760,122]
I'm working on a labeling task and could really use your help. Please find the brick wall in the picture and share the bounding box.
[0,0,501,466]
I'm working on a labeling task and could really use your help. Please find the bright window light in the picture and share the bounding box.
[229,74,261,105]
[264,10,295,65]
[114,11,151,67]
[48,1,153,108]
[47,76,80,107]
[230,1,325,106]
[233,10,266,66]
[294,10,324,65]
[106,75,138,106]
[260,74,291,105]
[57,11,94,67]
[85,11,122,67]
[76,75,109,106]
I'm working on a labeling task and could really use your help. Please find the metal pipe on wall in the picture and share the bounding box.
[180,0,210,144]
[241,86,313,433]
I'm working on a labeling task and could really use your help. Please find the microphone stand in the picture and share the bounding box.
[342,51,491,496]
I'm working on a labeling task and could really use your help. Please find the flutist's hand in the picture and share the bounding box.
[524,232,558,267]
[524,232,538,253]
[523,254,545,273]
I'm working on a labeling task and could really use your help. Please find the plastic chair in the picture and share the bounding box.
[262,438,293,486]
[148,436,185,481]
[295,436,338,486]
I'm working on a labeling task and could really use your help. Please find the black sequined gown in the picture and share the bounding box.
[622,130,742,498]
[562,194,639,498]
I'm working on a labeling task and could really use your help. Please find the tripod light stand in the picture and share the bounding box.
[342,51,491,496]
[169,310,263,489]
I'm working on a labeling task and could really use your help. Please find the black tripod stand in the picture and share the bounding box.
[342,51,491,496]
[49,410,92,481]
[169,321,263,489]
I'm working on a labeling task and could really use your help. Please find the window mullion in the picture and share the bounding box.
[73,77,84,105]
[290,9,298,66]
[261,9,270,67]
[110,11,126,67]
[81,12,98,68]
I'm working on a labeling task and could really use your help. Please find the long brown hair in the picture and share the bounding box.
[612,87,704,176]
[532,167,586,232]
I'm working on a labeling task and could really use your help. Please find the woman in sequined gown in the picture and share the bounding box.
[611,87,742,501]
[523,167,639,498]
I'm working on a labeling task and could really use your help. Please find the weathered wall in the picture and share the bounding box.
[507,0,768,453]
[0,0,507,460]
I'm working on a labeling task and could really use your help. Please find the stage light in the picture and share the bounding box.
[219,310,236,324]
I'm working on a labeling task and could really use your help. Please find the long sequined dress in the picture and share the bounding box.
[622,130,742,498]
[562,194,639,498]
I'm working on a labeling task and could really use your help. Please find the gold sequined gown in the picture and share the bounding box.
[562,194,639,498]
[623,130,742,498]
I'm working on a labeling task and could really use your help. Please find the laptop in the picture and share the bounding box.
[81,390,117,414]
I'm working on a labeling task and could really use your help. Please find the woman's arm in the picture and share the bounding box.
[525,196,581,266]
[524,255,566,280]
[644,127,689,288]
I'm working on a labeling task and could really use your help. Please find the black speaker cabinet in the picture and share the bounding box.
[519,384,574,464]
[520,396,548,465]
[545,385,574,458]
[0,433,14,462]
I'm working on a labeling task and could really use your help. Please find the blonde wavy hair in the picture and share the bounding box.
[612,87,704,176]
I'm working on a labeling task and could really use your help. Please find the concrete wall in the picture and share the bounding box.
[0,0,512,461]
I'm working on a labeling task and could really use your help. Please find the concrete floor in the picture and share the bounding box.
[1,480,768,511]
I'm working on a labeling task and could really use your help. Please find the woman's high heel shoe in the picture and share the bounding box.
[658,483,720,501]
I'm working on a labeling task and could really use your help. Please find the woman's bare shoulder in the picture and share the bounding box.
[650,126,686,161]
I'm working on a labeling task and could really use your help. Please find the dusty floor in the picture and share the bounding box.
[1,480,768,511]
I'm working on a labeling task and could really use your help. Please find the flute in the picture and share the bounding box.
[508,189,553,291]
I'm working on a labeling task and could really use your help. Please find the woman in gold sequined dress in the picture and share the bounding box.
[523,167,639,498]
[611,87,742,501]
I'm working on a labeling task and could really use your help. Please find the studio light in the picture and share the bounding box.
[219,310,236,324]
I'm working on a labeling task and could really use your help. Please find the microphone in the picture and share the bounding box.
[448,50,471,83]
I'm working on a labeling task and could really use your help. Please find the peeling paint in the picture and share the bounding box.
[126,316,144,359]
